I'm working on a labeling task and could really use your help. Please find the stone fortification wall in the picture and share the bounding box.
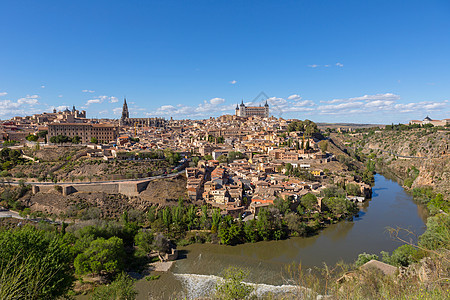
[33,180,149,197]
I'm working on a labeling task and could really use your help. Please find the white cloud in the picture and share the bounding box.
[317,93,448,116]
[17,95,39,105]
[149,94,318,118]
[150,97,237,118]
[230,80,237,84]
[210,98,225,105]
[85,95,118,105]
[55,105,69,111]
[0,92,7,97]
[349,93,400,102]
[82,89,95,93]
[86,99,102,105]
[287,94,302,101]
[58,95,63,98]
[308,63,343,68]
[0,95,41,118]
[41,85,45,88]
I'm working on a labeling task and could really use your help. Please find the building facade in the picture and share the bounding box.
[119,98,166,127]
[48,123,119,144]
[235,100,269,118]
[409,116,450,127]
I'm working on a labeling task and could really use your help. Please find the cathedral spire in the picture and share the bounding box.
[121,97,129,120]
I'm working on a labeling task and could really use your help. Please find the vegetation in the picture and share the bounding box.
[286,119,319,135]
[0,148,24,171]
[90,272,137,300]
[214,266,254,300]
[0,226,74,299]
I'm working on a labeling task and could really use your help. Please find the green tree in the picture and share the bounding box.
[25,134,39,142]
[134,230,154,253]
[214,267,254,300]
[346,183,361,196]
[74,236,126,275]
[300,193,318,211]
[381,245,422,267]
[284,212,307,236]
[72,135,81,144]
[355,252,379,267]
[90,137,98,144]
[323,197,357,217]
[318,140,328,152]
[217,155,228,164]
[0,226,74,299]
[218,216,242,245]
[419,213,450,250]
[212,208,221,229]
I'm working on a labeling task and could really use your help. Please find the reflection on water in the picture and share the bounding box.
[136,174,427,299]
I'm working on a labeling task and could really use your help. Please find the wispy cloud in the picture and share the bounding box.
[41,85,46,89]
[0,92,7,97]
[317,93,448,116]
[150,97,235,118]
[85,95,117,105]
[82,89,95,93]
[230,80,237,84]
[287,94,302,101]
[86,99,102,105]
[308,62,344,68]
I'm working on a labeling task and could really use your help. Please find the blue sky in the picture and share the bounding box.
[1,0,449,123]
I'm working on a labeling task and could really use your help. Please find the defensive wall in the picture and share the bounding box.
[32,179,152,197]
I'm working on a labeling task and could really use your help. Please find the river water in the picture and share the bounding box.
[136,174,427,299]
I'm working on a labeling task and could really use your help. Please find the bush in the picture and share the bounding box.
[74,236,126,275]
[0,226,74,299]
[214,267,254,299]
[419,213,450,250]
[355,252,379,267]
[381,245,422,267]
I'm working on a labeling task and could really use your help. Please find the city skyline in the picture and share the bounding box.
[1,0,449,123]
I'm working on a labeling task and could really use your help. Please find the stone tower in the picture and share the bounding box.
[120,98,129,125]
[264,100,269,118]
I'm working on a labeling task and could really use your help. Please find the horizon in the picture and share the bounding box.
[1,1,449,123]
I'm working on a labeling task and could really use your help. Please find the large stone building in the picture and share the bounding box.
[12,106,86,125]
[235,100,269,118]
[48,123,119,144]
[119,98,166,127]
[410,116,450,127]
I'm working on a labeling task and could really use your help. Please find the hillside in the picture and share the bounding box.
[330,127,450,201]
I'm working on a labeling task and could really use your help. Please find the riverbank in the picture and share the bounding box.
[132,174,427,299]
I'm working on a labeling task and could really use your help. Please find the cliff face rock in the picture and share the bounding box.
[331,129,450,200]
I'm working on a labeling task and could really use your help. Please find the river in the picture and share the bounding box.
[136,174,427,299]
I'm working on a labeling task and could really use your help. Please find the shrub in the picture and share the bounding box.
[91,272,137,300]
[214,267,254,300]
[355,252,379,267]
